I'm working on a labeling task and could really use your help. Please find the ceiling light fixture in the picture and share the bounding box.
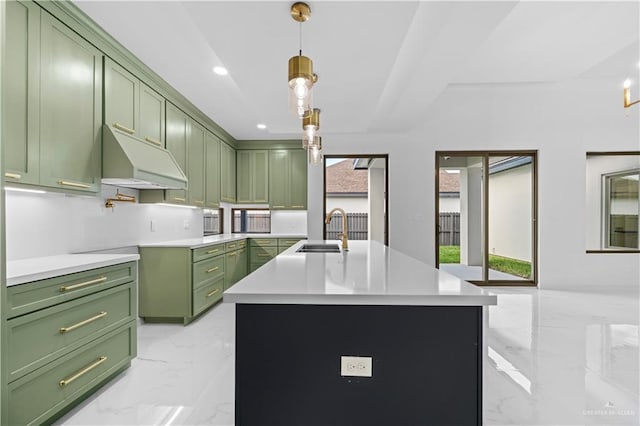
[288,2,317,119]
[308,137,323,166]
[256,123,267,130]
[213,66,228,76]
[624,79,639,108]
[301,108,320,149]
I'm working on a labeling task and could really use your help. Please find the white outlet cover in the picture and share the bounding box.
[340,356,373,377]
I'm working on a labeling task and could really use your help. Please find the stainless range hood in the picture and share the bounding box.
[102,125,188,190]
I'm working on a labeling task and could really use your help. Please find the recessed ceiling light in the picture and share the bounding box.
[256,124,267,130]
[212,66,228,76]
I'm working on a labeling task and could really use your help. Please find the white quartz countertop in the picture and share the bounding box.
[6,253,140,286]
[224,240,497,306]
[138,233,307,249]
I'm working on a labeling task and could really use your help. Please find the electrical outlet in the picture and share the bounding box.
[340,356,372,377]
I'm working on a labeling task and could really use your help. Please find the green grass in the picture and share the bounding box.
[439,245,532,279]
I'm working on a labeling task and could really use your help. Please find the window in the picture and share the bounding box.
[232,209,271,233]
[605,171,639,249]
[203,208,223,236]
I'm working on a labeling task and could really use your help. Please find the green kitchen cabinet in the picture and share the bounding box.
[249,238,279,273]
[104,57,139,136]
[224,240,248,289]
[237,150,269,204]
[164,103,189,204]
[139,82,165,147]
[269,150,307,209]
[3,0,40,186]
[39,11,102,193]
[139,244,226,324]
[220,142,237,203]
[205,131,221,208]
[187,119,205,207]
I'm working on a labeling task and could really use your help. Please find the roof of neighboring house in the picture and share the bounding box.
[439,170,460,193]
[326,160,368,194]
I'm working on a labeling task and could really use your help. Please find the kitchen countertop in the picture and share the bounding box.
[6,253,140,287]
[224,240,497,306]
[138,233,307,249]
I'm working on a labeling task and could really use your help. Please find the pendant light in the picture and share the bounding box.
[302,108,320,149]
[308,137,323,165]
[288,2,317,119]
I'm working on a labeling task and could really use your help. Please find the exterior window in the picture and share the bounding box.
[605,171,639,249]
[232,209,271,233]
[203,208,223,236]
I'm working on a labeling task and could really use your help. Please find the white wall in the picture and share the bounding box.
[585,155,640,249]
[369,167,385,243]
[308,78,640,289]
[488,164,532,262]
[439,197,460,213]
[325,196,368,214]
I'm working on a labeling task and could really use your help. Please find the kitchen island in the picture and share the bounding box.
[224,240,496,426]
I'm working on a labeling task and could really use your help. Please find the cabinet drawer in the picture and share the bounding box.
[6,262,137,319]
[193,276,224,316]
[7,283,135,382]
[193,255,225,288]
[225,241,240,251]
[193,243,225,262]
[250,246,278,264]
[278,238,303,249]
[8,323,136,426]
[250,238,277,247]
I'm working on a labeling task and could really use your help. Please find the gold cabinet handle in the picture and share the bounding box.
[60,276,107,292]
[144,136,162,146]
[5,172,21,179]
[228,244,236,249]
[59,312,107,334]
[113,122,135,134]
[292,205,305,208]
[206,266,219,273]
[58,180,90,189]
[272,205,285,208]
[59,356,107,387]
[206,288,220,298]
[228,252,237,257]
[172,197,186,202]
[257,254,272,258]
[206,248,220,254]
[194,200,204,206]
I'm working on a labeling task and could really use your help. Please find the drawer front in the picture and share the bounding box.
[278,238,304,249]
[193,276,224,316]
[225,241,240,251]
[7,262,137,319]
[8,323,136,426]
[192,256,225,288]
[236,239,247,249]
[249,238,277,247]
[192,243,225,262]
[250,246,278,264]
[7,283,135,382]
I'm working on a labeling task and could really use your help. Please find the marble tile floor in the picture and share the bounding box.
[57,287,639,425]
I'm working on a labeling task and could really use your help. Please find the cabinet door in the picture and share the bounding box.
[220,142,236,203]
[165,103,188,204]
[4,0,40,185]
[269,150,288,209]
[224,251,237,290]
[104,57,139,136]
[289,149,307,209]
[139,82,165,147]
[39,12,102,193]
[204,132,221,208]
[236,150,251,203]
[253,150,269,203]
[187,119,205,207]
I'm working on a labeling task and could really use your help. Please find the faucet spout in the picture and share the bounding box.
[325,208,349,251]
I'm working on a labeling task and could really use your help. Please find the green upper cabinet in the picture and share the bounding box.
[104,57,139,136]
[269,149,307,209]
[237,150,269,204]
[139,82,165,147]
[4,0,40,186]
[165,103,188,204]
[187,119,205,207]
[39,11,102,193]
[205,132,221,208]
[220,142,236,203]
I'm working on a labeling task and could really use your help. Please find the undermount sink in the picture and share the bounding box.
[296,243,341,253]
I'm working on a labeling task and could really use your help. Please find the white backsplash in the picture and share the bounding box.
[270,210,307,234]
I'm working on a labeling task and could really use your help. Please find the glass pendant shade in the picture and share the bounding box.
[288,55,316,118]
[309,144,323,165]
[301,108,320,148]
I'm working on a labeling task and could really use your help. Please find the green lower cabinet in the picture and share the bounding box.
[249,239,279,273]
[224,240,248,290]
[138,244,226,324]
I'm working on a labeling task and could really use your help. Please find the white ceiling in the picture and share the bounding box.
[73,1,639,140]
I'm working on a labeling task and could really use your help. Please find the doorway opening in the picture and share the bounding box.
[323,155,389,245]
[436,151,538,286]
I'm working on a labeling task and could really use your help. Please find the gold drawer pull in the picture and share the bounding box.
[206,266,219,273]
[194,200,204,205]
[172,197,186,202]
[59,356,107,387]
[257,254,272,258]
[228,244,236,249]
[113,122,135,134]
[206,249,220,254]
[272,205,285,208]
[292,205,305,208]
[5,172,21,179]
[206,288,220,298]
[228,252,237,257]
[57,180,90,189]
[144,136,162,146]
[60,276,107,292]
[59,311,107,334]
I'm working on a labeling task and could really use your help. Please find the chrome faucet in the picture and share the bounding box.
[325,208,349,251]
